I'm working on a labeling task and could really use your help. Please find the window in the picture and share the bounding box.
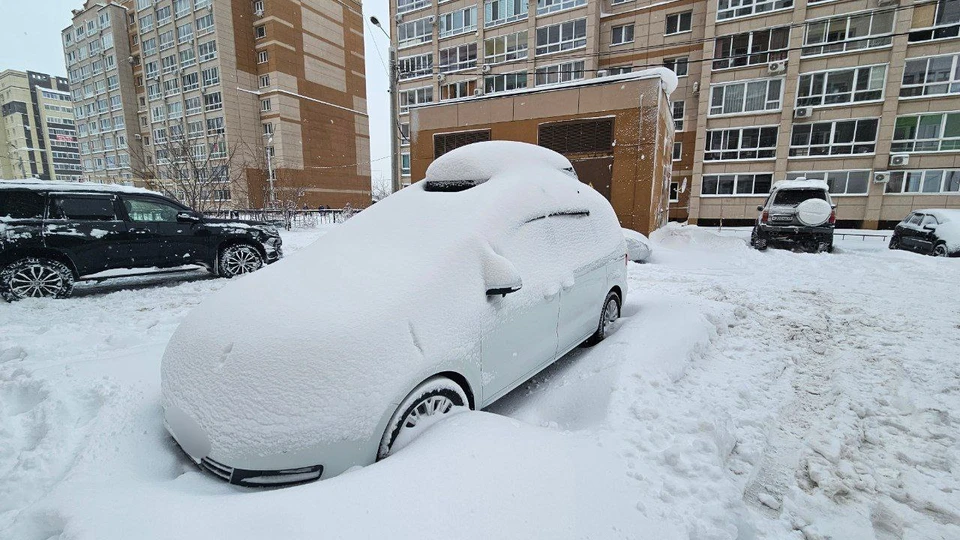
[909,0,960,42]
[398,17,433,47]
[140,14,154,32]
[401,152,411,176]
[663,57,688,77]
[202,66,220,86]
[608,66,632,75]
[163,78,180,96]
[885,169,960,194]
[802,11,895,57]
[198,40,218,62]
[177,22,193,43]
[159,30,174,51]
[484,71,527,93]
[261,98,272,112]
[797,65,886,107]
[399,86,433,112]
[188,120,204,138]
[255,25,266,39]
[195,0,212,9]
[102,32,114,50]
[180,48,197,67]
[142,38,157,56]
[257,50,269,64]
[175,0,191,18]
[701,173,773,196]
[485,0,527,27]
[901,54,960,97]
[167,101,183,119]
[107,75,119,90]
[440,80,477,100]
[439,43,477,72]
[123,197,181,223]
[207,117,225,134]
[110,95,122,110]
[786,171,870,195]
[439,6,477,38]
[204,92,223,111]
[673,142,683,161]
[434,130,492,157]
[612,24,634,45]
[672,101,685,131]
[196,14,214,34]
[892,112,960,152]
[114,115,125,130]
[713,27,789,70]
[537,0,585,16]
[48,196,117,221]
[669,182,680,202]
[400,122,410,146]
[185,96,202,114]
[399,53,433,79]
[705,126,778,161]
[262,123,274,136]
[535,60,585,86]
[154,127,168,144]
[665,11,692,35]
[182,72,199,90]
[259,75,271,88]
[152,104,166,122]
[161,54,178,74]
[790,118,879,157]
[717,0,792,21]
[536,18,587,55]
[156,5,171,25]
[709,79,783,115]
[397,0,430,15]
[538,118,613,153]
[484,31,528,64]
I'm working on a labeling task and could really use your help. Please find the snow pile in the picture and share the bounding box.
[0,179,160,196]
[922,208,960,251]
[771,179,830,191]
[650,222,749,251]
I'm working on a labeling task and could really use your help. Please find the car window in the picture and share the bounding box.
[48,195,117,221]
[772,189,827,206]
[907,213,924,226]
[921,214,939,227]
[0,190,45,219]
[123,197,181,223]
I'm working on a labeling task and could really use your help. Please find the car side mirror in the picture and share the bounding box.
[756,205,764,212]
[177,212,200,223]
[483,247,522,297]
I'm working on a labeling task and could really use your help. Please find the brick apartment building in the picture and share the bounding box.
[391,0,960,229]
[63,0,372,208]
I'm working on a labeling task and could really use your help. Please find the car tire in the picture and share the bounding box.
[585,290,620,347]
[889,235,900,250]
[377,376,469,460]
[751,228,768,251]
[218,244,264,278]
[932,243,948,257]
[0,258,75,302]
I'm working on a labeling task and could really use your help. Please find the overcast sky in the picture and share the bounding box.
[0,0,392,189]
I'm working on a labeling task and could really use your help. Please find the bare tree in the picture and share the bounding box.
[370,172,392,202]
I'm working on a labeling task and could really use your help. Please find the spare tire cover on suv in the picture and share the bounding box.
[796,198,832,226]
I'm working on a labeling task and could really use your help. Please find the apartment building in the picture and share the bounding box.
[64,0,372,209]
[392,0,960,228]
[0,70,81,181]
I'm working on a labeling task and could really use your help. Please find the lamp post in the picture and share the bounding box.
[265,134,275,205]
[370,16,401,194]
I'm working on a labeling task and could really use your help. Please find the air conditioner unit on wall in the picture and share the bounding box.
[874,171,890,183]
[427,15,436,24]
[768,61,786,74]
[481,64,491,73]
[794,107,812,119]
[437,73,445,82]
[254,9,264,17]
[395,13,403,23]
[889,154,910,167]
[597,69,608,77]
[473,88,483,96]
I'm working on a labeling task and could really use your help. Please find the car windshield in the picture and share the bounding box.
[773,189,827,206]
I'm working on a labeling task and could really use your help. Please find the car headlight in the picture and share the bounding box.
[257,225,279,237]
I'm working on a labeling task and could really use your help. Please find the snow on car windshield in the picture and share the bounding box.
[773,189,827,206]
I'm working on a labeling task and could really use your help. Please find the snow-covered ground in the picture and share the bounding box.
[1,224,957,539]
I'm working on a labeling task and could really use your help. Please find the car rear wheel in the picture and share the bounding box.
[585,291,620,346]
[378,377,469,460]
[933,243,948,257]
[0,258,75,302]
[751,228,768,251]
[219,244,264,278]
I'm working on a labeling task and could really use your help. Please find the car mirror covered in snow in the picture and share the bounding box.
[483,247,522,297]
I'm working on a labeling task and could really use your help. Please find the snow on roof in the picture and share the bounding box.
[916,208,960,223]
[772,179,830,191]
[414,68,677,112]
[0,179,159,196]
[427,141,572,184]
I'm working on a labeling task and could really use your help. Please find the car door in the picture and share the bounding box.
[480,218,562,405]
[916,213,940,253]
[43,192,129,275]
[553,212,608,356]
[899,213,924,251]
[120,195,210,267]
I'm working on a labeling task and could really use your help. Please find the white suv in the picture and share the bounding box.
[751,179,836,253]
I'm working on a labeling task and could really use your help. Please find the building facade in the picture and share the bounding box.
[64,0,372,209]
[409,72,674,233]
[391,0,960,228]
[0,70,81,181]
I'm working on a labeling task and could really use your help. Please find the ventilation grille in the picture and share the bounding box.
[538,119,614,155]
[433,130,491,158]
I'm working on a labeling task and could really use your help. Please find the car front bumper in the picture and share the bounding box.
[264,237,283,263]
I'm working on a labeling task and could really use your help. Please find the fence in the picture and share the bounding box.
[204,208,355,229]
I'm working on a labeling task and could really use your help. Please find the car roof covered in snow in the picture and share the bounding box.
[771,179,830,191]
[916,208,960,222]
[0,179,159,196]
[426,140,573,184]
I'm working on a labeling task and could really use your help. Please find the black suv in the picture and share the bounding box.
[0,181,281,301]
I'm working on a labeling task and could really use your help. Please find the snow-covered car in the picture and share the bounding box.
[888,209,960,257]
[750,179,836,253]
[622,228,652,262]
[160,141,628,486]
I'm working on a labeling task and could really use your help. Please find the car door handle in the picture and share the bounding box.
[129,228,152,235]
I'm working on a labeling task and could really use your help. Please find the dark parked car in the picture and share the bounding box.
[751,179,836,253]
[0,180,281,301]
[889,209,960,257]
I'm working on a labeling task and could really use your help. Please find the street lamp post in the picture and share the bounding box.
[265,135,275,204]
[370,16,401,195]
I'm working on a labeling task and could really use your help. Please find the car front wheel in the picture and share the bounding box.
[0,258,75,302]
[218,244,264,278]
[933,243,949,257]
[378,377,469,460]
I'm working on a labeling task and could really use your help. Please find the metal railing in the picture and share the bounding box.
[204,208,357,229]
